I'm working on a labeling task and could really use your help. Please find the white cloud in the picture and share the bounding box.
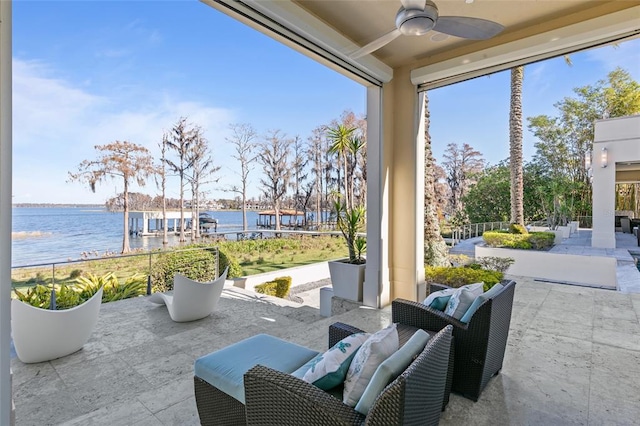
[12,58,236,204]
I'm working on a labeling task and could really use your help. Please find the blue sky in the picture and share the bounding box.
[12,1,640,204]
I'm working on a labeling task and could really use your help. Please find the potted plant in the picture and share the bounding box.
[328,199,366,302]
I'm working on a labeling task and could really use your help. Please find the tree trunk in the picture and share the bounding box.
[423,92,448,267]
[509,66,525,226]
[122,179,131,253]
[179,173,186,242]
[242,191,248,231]
[162,178,168,245]
[274,202,281,231]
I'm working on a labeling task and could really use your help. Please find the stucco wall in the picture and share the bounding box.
[592,115,640,248]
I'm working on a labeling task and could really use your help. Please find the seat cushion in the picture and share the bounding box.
[354,328,431,415]
[460,283,504,323]
[444,283,484,319]
[343,323,399,407]
[194,334,319,404]
[298,332,370,390]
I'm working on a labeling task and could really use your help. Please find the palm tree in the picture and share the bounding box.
[328,124,356,210]
[509,66,525,226]
[423,92,448,267]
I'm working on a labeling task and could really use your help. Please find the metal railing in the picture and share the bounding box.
[449,221,511,246]
[11,246,219,310]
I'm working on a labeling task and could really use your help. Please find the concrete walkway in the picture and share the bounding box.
[450,229,640,293]
[11,276,640,425]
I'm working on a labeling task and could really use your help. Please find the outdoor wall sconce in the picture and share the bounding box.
[601,147,608,168]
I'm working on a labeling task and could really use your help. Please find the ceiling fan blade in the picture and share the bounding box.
[400,0,426,10]
[350,29,402,59]
[433,16,504,40]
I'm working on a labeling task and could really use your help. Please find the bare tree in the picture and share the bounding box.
[164,117,197,242]
[290,135,309,226]
[308,127,325,228]
[186,129,219,240]
[69,140,155,253]
[226,123,257,231]
[441,142,485,215]
[258,130,292,231]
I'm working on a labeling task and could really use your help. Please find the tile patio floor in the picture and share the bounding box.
[11,274,640,425]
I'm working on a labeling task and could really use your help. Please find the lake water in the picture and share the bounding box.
[11,207,263,267]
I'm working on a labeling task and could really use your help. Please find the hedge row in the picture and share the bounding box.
[482,230,555,250]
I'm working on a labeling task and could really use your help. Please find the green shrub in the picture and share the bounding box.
[509,223,528,234]
[527,232,555,250]
[483,230,554,250]
[255,281,277,297]
[254,276,292,298]
[151,246,240,292]
[425,266,503,291]
[273,276,292,298]
[476,256,515,274]
[69,269,83,279]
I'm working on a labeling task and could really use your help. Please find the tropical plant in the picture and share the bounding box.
[423,91,449,267]
[333,198,366,264]
[74,272,146,302]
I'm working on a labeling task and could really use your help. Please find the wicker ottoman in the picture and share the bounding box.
[194,334,319,426]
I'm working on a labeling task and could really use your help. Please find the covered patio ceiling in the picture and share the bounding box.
[617,161,640,183]
[202,0,639,88]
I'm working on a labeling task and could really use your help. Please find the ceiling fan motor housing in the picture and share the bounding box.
[396,2,439,36]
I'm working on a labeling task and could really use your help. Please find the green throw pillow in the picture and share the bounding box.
[300,332,370,390]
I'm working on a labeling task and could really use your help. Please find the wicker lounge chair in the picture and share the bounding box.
[392,280,516,401]
[194,322,453,426]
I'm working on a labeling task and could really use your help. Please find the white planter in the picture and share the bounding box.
[11,287,103,363]
[475,245,616,288]
[328,259,365,302]
[557,225,572,238]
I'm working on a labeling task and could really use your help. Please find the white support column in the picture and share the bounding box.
[0,1,13,423]
[142,213,149,235]
[363,85,388,308]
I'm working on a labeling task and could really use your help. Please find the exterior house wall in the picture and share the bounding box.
[592,115,640,248]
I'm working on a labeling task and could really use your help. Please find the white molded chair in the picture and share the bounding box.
[11,287,103,364]
[148,267,228,322]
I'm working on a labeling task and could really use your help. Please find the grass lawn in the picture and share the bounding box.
[11,235,349,293]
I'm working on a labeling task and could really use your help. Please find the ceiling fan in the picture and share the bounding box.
[349,0,504,59]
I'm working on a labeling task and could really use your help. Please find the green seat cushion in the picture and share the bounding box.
[194,334,318,403]
[354,329,431,415]
[460,283,504,323]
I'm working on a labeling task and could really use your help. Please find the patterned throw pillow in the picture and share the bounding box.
[444,283,484,319]
[423,288,457,311]
[301,332,370,390]
[343,323,399,407]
